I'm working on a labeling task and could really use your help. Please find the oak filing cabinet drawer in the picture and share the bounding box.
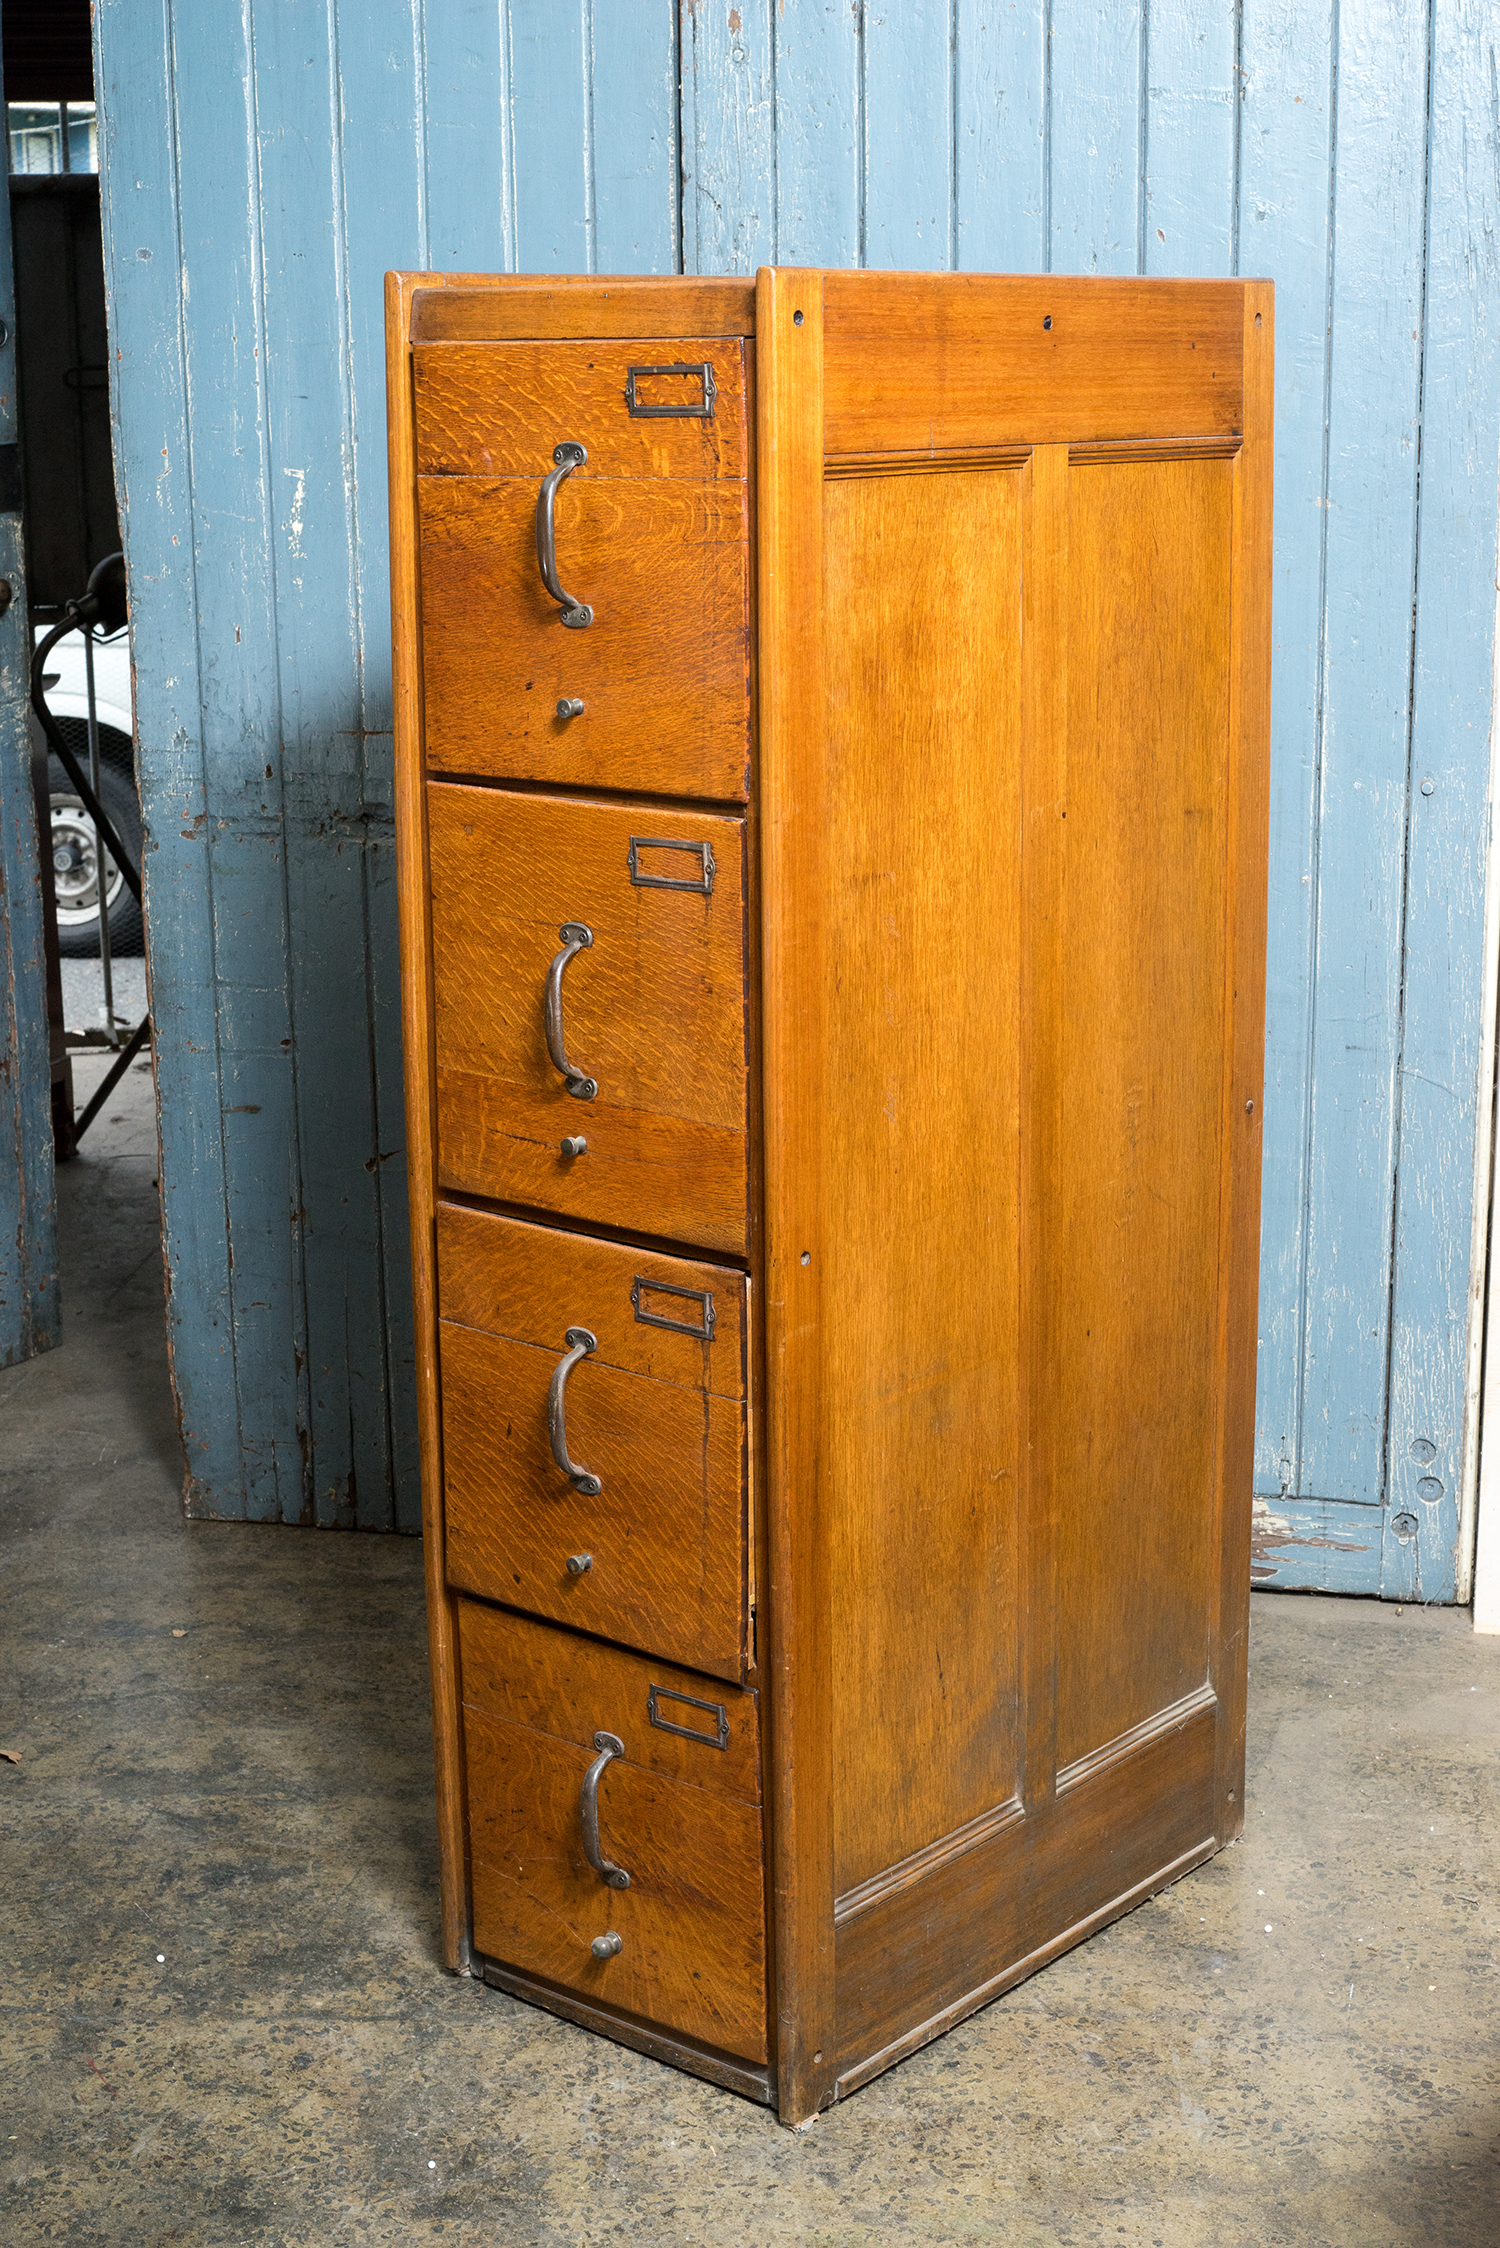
[460,1600,768,2065]
[429,783,749,1256]
[415,337,751,801]
[438,1205,750,1682]
[391,270,1273,2123]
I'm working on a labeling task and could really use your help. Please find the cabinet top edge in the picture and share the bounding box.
[388,271,1272,348]
[395,274,758,344]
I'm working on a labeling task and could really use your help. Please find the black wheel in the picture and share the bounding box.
[47,721,144,958]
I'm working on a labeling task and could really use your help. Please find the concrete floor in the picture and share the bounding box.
[3,1060,1499,2247]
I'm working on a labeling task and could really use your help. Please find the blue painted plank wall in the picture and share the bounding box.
[89,2,1500,1600]
[0,36,55,1374]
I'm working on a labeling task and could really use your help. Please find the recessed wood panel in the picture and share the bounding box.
[428,785,749,1254]
[1052,457,1233,1772]
[822,465,1025,1898]
[418,474,750,800]
[415,339,747,479]
[834,1700,1218,2080]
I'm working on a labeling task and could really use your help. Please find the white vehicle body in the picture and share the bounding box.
[34,620,141,954]
[35,620,134,743]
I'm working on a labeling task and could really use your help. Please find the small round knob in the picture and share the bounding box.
[566,1552,593,1577]
[557,697,585,720]
[591,1931,623,1960]
[560,1135,587,1158]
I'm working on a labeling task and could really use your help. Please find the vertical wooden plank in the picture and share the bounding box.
[1384,0,1500,1603]
[0,28,56,1369]
[1298,0,1429,1507]
[679,0,774,274]
[248,0,389,1529]
[1216,284,1273,1829]
[1237,0,1335,1505]
[1144,0,1237,277]
[337,0,430,1532]
[774,0,861,266]
[1048,3,1143,275]
[954,0,1046,272]
[423,0,515,271]
[510,0,591,272]
[95,0,247,1512]
[590,0,679,274]
[757,265,833,2127]
[863,4,954,269]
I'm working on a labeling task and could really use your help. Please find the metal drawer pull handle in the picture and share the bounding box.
[548,1327,601,1496]
[591,1931,623,1960]
[535,442,593,628]
[556,697,585,720]
[579,1731,631,1889]
[544,922,597,1100]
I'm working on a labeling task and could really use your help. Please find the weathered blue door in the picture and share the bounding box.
[0,34,56,1372]
[92,2,1499,1596]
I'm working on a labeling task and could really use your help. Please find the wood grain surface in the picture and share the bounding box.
[754,266,835,2126]
[1213,287,1273,1831]
[428,786,749,1254]
[437,1203,746,1393]
[822,463,1026,1898]
[410,276,757,344]
[442,1319,744,1677]
[458,1596,762,1804]
[1051,454,1232,1773]
[415,339,747,480]
[823,275,1244,454]
[465,1707,768,2062]
[833,1700,1218,2080]
[385,271,470,1972]
[418,473,750,800]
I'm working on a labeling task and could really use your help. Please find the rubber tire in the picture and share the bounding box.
[47,722,144,958]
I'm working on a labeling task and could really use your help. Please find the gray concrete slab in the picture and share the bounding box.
[2,1065,1497,2244]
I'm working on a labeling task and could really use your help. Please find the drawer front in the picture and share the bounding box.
[415,338,750,803]
[430,784,749,1256]
[439,1206,748,1680]
[414,339,748,480]
[460,1601,767,2064]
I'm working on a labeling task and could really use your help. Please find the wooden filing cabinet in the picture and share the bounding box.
[386,268,1273,2127]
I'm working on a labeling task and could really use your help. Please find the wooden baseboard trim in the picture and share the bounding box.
[478,1956,775,2107]
[1056,1682,1219,1797]
[834,1796,1026,1927]
[833,1834,1219,2103]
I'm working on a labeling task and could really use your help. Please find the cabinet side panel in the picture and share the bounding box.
[823,467,1025,1898]
[386,272,470,1971]
[1053,457,1233,1770]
